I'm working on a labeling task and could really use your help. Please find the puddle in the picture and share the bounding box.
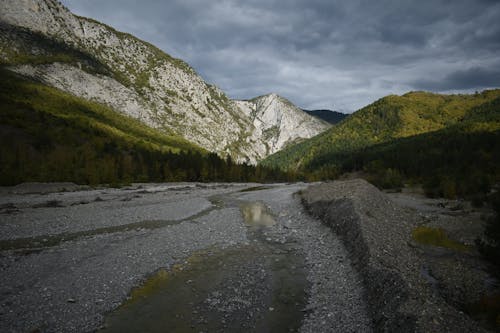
[100,244,307,333]
[420,265,439,292]
[240,202,276,227]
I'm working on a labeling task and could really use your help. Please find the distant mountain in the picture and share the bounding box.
[235,94,331,156]
[262,90,500,172]
[0,0,329,164]
[303,109,347,124]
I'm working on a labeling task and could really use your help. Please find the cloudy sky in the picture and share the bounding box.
[60,0,500,112]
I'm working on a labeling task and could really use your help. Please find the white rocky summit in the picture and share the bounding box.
[0,0,330,163]
[235,93,329,156]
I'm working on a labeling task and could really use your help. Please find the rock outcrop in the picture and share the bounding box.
[0,0,330,163]
[235,93,329,156]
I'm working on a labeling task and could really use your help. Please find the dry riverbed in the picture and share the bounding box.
[0,182,371,332]
[2,181,496,332]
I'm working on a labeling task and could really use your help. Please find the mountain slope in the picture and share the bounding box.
[0,68,199,184]
[0,69,296,185]
[0,0,329,163]
[323,97,500,197]
[262,90,500,171]
[235,94,330,156]
[303,109,347,124]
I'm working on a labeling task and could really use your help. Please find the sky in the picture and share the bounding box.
[60,0,500,112]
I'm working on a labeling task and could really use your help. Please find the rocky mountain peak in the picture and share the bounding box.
[262,92,280,100]
[236,93,330,156]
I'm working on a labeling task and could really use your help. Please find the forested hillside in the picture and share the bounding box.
[0,70,290,185]
[262,90,500,199]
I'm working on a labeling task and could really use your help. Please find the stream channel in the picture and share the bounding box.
[100,195,309,332]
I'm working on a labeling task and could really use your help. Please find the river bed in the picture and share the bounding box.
[0,182,371,332]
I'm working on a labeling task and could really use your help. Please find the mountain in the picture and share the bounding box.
[326,96,500,199]
[235,94,330,156]
[0,68,301,185]
[0,0,329,164]
[262,90,500,172]
[303,109,348,124]
[0,68,194,184]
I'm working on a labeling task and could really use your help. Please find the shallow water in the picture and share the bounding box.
[100,200,307,332]
[100,244,307,333]
[240,201,276,227]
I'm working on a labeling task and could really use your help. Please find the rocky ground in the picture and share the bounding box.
[388,187,499,330]
[0,182,371,333]
[302,179,498,332]
[2,180,496,332]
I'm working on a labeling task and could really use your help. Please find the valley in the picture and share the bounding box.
[0,0,499,332]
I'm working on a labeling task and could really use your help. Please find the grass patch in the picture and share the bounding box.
[412,226,471,251]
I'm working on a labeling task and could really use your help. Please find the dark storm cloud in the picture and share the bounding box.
[412,67,500,91]
[60,0,500,111]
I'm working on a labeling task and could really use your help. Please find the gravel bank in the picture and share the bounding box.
[301,179,487,332]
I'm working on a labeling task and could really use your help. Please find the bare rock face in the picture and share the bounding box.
[0,0,330,163]
[235,94,330,156]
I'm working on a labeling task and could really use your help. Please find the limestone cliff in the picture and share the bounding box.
[235,94,330,156]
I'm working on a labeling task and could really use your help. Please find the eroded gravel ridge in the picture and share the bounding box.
[301,179,487,332]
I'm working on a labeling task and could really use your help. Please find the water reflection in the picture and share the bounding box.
[240,202,276,227]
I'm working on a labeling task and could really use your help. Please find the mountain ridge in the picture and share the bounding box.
[0,0,329,164]
[0,68,301,185]
[262,89,500,171]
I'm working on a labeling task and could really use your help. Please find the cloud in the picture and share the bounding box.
[412,67,500,91]
[60,0,500,111]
